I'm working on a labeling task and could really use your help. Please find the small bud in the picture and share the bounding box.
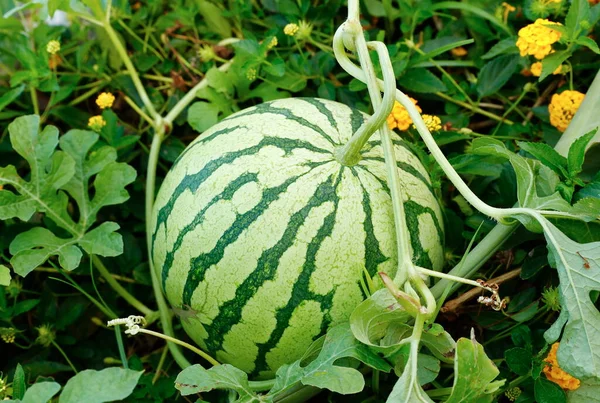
[36,324,56,347]
[246,68,257,81]
[198,44,217,62]
[284,23,299,36]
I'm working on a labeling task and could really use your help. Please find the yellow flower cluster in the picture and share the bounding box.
[516,19,562,59]
[96,92,115,109]
[530,62,562,77]
[88,115,107,132]
[548,90,585,132]
[284,23,299,36]
[268,36,278,48]
[1,327,15,344]
[46,40,60,55]
[543,343,581,390]
[387,99,422,131]
[416,114,442,132]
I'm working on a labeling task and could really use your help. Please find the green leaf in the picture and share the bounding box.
[0,85,24,112]
[534,377,566,403]
[476,54,520,98]
[188,101,221,132]
[394,351,441,385]
[540,51,572,81]
[518,141,568,178]
[13,364,26,400]
[0,264,10,286]
[505,347,533,375]
[0,116,135,274]
[565,0,590,40]
[567,129,597,177]
[398,68,447,93]
[269,362,304,397]
[445,332,504,403]
[481,37,519,60]
[9,228,83,276]
[21,382,61,403]
[386,359,434,403]
[350,289,412,355]
[541,220,600,379]
[195,0,232,38]
[567,377,600,402]
[175,364,259,401]
[0,115,75,223]
[575,36,600,54]
[301,323,392,394]
[59,368,143,403]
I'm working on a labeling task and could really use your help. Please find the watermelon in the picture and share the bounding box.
[151,98,443,378]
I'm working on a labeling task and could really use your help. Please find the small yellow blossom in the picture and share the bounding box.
[548,90,585,132]
[284,23,299,36]
[46,40,60,55]
[413,114,442,132]
[530,62,563,77]
[96,92,115,109]
[387,99,422,131]
[268,36,278,49]
[543,343,581,390]
[451,47,468,57]
[516,19,562,60]
[88,115,107,132]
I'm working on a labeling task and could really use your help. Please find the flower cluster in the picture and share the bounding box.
[543,343,581,390]
[516,19,562,59]
[284,23,299,36]
[387,99,422,131]
[88,115,107,132]
[46,40,60,55]
[0,327,16,344]
[96,92,115,109]
[416,114,442,132]
[504,387,521,402]
[548,90,585,132]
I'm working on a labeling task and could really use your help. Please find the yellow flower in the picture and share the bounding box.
[548,90,585,132]
[96,92,115,109]
[387,99,422,131]
[46,40,60,55]
[516,19,562,60]
[284,23,299,36]
[543,343,581,390]
[451,47,468,57]
[268,36,278,49]
[413,114,442,132]
[88,115,107,131]
[530,62,563,77]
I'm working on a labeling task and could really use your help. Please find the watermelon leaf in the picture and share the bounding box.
[541,220,600,379]
[175,364,260,401]
[445,332,504,403]
[59,368,143,403]
[0,115,136,276]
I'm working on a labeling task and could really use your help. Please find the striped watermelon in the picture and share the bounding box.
[151,98,443,378]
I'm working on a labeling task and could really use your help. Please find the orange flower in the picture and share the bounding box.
[516,19,562,60]
[387,99,422,131]
[548,90,585,132]
[543,343,581,390]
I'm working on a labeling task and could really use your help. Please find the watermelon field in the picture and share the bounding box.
[2,0,600,402]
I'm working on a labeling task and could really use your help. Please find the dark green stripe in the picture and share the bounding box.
[152,136,333,255]
[349,106,365,134]
[224,101,338,146]
[252,170,344,375]
[360,156,436,198]
[181,171,311,307]
[356,166,444,269]
[172,125,244,169]
[350,167,389,283]
[202,172,341,359]
[300,98,339,134]
[160,172,259,290]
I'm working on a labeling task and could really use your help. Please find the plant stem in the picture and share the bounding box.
[52,340,78,373]
[103,20,159,120]
[435,91,514,124]
[29,86,39,115]
[92,256,155,318]
[137,328,220,366]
